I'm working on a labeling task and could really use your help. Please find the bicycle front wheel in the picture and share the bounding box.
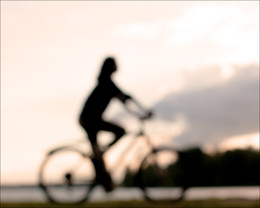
[39,148,96,203]
[138,147,185,201]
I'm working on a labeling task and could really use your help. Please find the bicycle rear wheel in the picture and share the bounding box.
[138,147,185,201]
[39,148,96,203]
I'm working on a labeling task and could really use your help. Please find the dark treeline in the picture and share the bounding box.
[122,147,260,187]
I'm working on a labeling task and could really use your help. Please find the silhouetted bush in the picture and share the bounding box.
[122,147,260,187]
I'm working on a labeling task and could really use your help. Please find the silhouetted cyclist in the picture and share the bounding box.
[79,57,136,191]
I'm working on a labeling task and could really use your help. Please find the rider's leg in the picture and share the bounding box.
[87,130,114,192]
[100,120,126,147]
[83,127,101,157]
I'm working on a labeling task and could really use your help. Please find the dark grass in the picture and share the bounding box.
[1,199,259,208]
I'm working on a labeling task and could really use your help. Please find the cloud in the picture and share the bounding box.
[113,20,165,41]
[112,2,258,70]
[154,63,259,148]
[165,4,242,45]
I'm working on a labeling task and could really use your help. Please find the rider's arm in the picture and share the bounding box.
[111,80,152,118]
[124,97,153,119]
[110,81,132,103]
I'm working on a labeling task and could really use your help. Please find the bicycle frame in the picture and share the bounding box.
[104,121,154,183]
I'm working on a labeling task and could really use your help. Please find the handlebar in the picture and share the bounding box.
[125,97,154,122]
[139,110,153,121]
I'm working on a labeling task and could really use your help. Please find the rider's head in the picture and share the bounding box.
[98,57,117,82]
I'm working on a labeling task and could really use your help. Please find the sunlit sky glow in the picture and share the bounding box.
[1,1,259,184]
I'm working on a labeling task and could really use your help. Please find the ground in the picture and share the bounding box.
[1,199,259,208]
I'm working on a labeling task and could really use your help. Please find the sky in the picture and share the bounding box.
[1,1,259,185]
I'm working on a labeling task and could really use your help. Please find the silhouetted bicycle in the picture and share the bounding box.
[39,103,186,203]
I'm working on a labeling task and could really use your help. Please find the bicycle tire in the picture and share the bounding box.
[39,148,96,203]
[137,147,186,201]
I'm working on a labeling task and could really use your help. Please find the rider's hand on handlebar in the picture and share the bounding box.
[122,94,132,104]
[140,110,153,120]
[125,94,132,100]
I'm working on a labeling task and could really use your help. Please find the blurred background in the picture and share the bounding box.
[1,0,259,201]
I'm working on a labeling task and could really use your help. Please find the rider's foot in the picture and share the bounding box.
[104,181,115,192]
[91,157,114,192]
